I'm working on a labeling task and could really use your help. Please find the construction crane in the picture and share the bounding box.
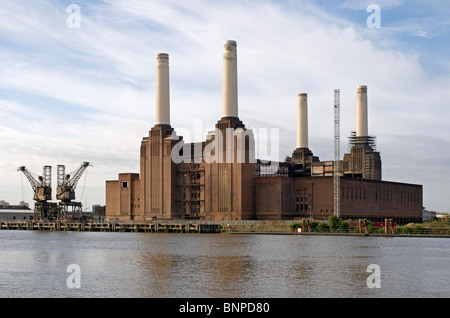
[333,89,341,218]
[56,161,92,219]
[17,165,59,220]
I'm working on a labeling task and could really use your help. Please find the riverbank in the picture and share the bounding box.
[225,219,450,238]
[1,218,448,238]
[0,220,220,233]
[228,231,450,238]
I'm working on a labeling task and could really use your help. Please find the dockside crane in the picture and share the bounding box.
[56,161,92,219]
[17,165,59,220]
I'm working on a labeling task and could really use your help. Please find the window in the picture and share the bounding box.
[121,181,128,188]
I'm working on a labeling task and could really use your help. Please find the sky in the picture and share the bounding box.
[0,0,449,212]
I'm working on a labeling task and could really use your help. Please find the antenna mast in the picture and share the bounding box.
[334,89,341,218]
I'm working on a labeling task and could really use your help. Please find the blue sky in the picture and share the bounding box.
[0,0,449,212]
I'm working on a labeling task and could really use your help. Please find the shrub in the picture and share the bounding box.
[310,221,320,231]
[317,222,329,231]
[338,222,349,231]
[396,224,424,234]
[290,222,302,231]
[328,215,339,230]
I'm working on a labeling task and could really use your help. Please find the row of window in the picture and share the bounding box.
[341,186,420,204]
[375,189,392,202]
[400,191,420,204]
[342,187,367,200]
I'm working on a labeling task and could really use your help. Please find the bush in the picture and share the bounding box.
[328,215,339,230]
[310,221,320,231]
[290,222,302,231]
[396,224,424,234]
[317,222,329,231]
[338,222,350,231]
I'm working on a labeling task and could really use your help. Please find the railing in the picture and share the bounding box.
[292,227,450,236]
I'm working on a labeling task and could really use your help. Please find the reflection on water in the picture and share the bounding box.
[0,231,448,298]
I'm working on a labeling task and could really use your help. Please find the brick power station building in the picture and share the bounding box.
[106,41,423,224]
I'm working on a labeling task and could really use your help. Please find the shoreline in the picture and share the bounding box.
[228,231,450,238]
[1,219,448,238]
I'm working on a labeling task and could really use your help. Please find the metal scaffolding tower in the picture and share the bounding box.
[333,89,340,218]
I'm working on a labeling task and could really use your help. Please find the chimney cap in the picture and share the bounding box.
[357,85,367,91]
[224,40,237,46]
[157,53,169,59]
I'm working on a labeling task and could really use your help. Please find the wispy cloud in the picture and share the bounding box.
[413,30,432,38]
[339,0,404,10]
[0,0,449,211]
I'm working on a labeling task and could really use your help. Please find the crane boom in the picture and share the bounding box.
[18,166,41,192]
[56,162,92,202]
[17,166,52,202]
[68,161,91,188]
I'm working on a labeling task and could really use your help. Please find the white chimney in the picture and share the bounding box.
[356,85,368,137]
[297,93,308,149]
[155,53,170,125]
[222,40,238,118]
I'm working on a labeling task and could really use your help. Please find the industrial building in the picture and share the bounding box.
[106,40,423,224]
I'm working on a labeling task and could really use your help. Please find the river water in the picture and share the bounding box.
[0,231,448,298]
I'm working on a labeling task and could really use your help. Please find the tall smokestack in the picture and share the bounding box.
[155,53,170,125]
[222,40,238,118]
[297,93,308,149]
[356,85,368,137]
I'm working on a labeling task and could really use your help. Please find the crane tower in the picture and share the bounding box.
[57,161,92,219]
[17,165,60,220]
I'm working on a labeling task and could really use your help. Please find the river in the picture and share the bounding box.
[0,231,448,298]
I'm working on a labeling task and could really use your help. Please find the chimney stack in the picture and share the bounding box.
[155,53,170,125]
[222,40,238,118]
[356,85,368,137]
[297,93,308,149]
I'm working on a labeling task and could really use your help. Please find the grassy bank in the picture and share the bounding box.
[227,216,450,236]
[289,216,450,236]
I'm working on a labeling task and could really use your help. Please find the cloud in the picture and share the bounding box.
[381,135,450,210]
[0,0,449,211]
[339,0,404,10]
[413,30,432,38]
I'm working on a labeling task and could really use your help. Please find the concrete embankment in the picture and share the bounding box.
[1,219,448,238]
[0,220,220,233]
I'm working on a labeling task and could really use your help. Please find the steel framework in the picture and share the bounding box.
[57,161,92,218]
[333,89,340,218]
[18,162,91,220]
